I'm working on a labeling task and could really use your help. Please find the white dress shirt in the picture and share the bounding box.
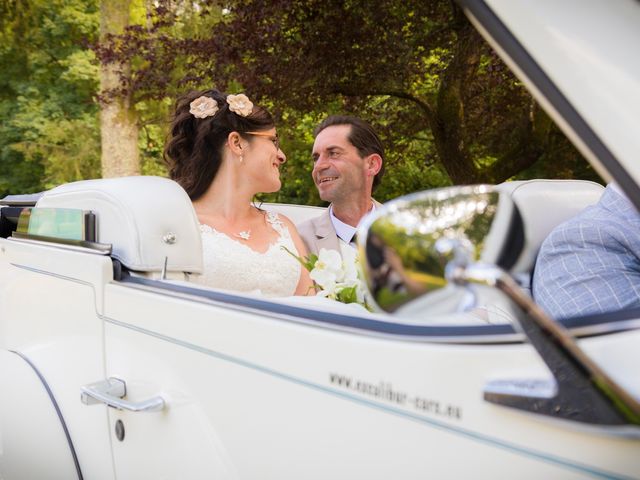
[329,203,376,245]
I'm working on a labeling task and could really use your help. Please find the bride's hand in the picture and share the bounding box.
[279,216,315,296]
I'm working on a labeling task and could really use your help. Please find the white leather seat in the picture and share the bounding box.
[468,179,605,323]
[497,179,604,278]
[36,176,203,277]
[33,180,325,281]
[32,177,604,292]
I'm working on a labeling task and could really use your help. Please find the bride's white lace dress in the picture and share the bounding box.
[192,211,302,297]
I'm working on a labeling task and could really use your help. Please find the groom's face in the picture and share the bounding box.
[312,125,368,204]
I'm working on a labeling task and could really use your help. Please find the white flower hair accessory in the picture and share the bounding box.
[189,96,219,119]
[226,93,254,117]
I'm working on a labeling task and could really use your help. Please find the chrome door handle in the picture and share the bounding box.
[81,377,165,412]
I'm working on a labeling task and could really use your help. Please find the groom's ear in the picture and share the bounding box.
[365,154,382,178]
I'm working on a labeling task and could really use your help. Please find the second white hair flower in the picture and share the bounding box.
[226,93,254,117]
[189,96,219,119]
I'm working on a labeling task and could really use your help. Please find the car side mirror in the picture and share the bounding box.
[357,186,640,427]
[357,185,523,314]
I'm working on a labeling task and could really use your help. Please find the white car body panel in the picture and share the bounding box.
[102,279,640,478]
[2,1,640,479]
[0,350,78,480]
[1,199,639,479]
[0,241,116,479]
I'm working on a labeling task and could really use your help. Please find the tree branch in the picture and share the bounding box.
[334,87,436,126]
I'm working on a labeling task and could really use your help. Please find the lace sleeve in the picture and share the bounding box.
[266,211,289,237]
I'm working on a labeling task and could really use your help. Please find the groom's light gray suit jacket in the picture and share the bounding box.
[297,200,382,256]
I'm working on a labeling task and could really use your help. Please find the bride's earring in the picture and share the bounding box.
[239,155,244,163]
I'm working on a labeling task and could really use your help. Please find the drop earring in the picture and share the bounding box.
[239,155,244,163]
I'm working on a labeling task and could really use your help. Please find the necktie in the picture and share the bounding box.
[349,232,358,248]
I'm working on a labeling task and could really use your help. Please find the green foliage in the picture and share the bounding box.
[0,0,100,196]
[257,108,323,205]
[196,0,600,187]
[335,284,358,305]
[137,99,170,176]
[0,0,601,203]
[256,94,452,205]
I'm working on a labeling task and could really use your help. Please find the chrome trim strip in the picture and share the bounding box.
[565,318,640,338]
[116,279,522,344]
[10,350,84,480]
[10,263,97,288]
[7,236,111,255]
[116,276,640,344]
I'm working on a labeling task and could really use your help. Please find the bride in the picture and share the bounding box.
[164,89,313,297]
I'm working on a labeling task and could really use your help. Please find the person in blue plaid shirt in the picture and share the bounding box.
[532,183,640,319]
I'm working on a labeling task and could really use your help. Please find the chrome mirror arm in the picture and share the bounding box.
[455,263,640,427]
[436,237,479,312]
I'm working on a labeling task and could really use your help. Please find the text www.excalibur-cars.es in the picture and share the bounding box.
[329,372,462,420]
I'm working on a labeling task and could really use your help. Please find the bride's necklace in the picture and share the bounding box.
[234,230,251,240]
[200,205,255,241]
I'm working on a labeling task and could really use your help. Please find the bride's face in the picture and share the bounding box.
[243,128,286,193]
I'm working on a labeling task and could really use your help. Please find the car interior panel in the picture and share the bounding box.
[1,175,618,333]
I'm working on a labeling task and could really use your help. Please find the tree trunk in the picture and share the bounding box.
[432,21,484,184]
[99,0,139,178]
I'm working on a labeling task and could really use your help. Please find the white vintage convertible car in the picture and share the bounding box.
[1,1,639,479]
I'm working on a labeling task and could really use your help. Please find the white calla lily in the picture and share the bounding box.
[282,245,370,310]
[341,247,359,283]
[309,248,343,290]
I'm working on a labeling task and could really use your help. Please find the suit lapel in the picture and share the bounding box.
[312,199,381,254]
[314,210,341,253]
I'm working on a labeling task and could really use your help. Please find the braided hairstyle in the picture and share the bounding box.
[164,89,275,200]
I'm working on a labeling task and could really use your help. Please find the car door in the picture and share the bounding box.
[97,280,481,480]
[92,275,640,480]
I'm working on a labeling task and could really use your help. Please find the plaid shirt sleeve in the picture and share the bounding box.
[532,186,640,319]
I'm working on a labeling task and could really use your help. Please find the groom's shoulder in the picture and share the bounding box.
[296,207,329,231]
[297,214,322,237]
[296,208,331,252]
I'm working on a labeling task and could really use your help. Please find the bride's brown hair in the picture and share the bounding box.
[164,89,275,200]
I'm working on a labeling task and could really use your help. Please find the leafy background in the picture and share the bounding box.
[0,0,601,203]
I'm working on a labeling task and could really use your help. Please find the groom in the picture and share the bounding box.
[298,115,385,257]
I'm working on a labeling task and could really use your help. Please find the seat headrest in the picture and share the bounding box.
[497,179,604,273]
[36,176,203,274]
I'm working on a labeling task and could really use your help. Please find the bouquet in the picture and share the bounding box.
[283,246,370,309]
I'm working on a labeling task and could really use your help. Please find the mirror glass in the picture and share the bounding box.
[358,185,522,313]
